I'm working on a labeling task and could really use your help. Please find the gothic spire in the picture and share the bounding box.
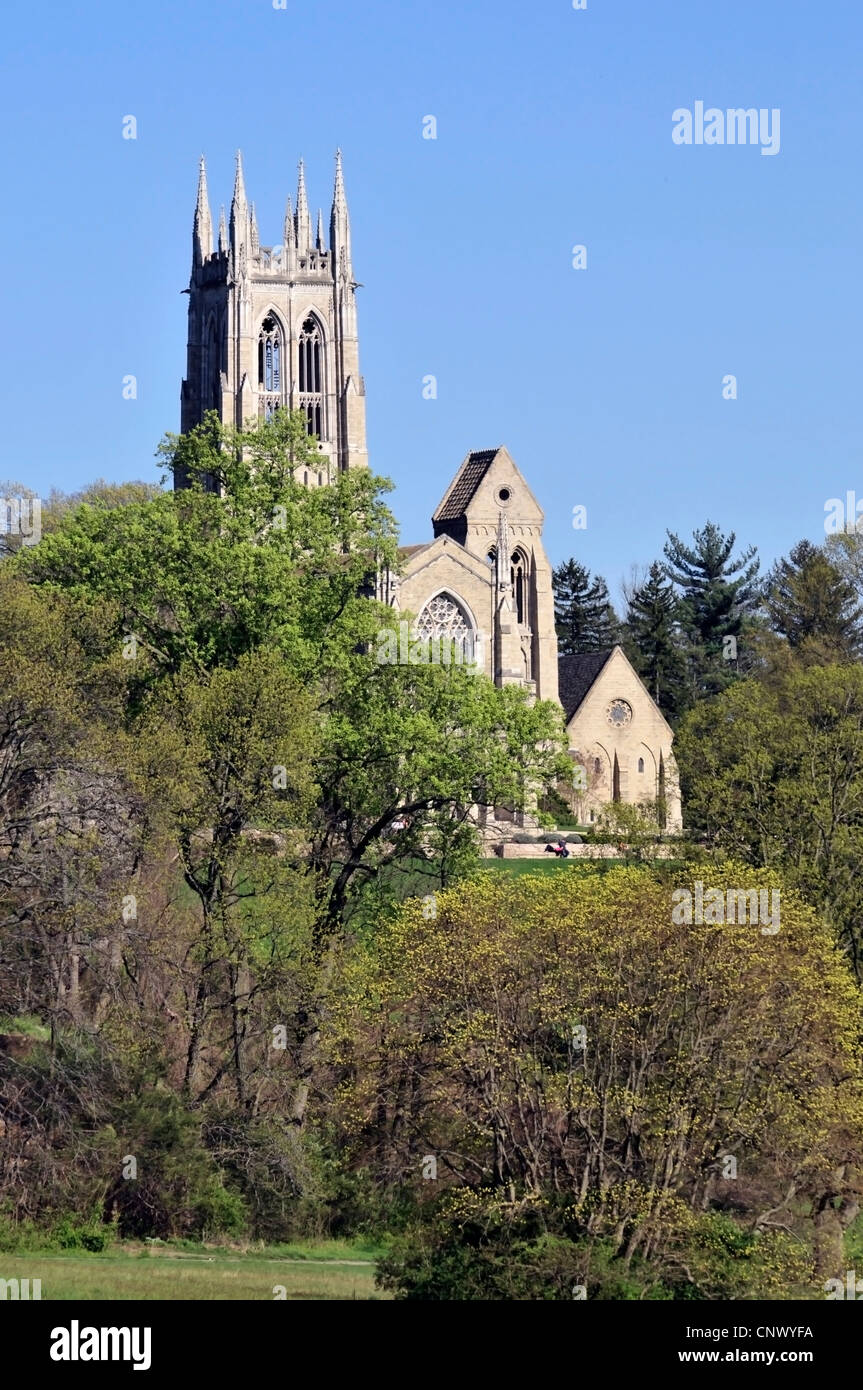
[250,202,259,256]
[232,149,247,211]
[316,208,325,251]
[229,150,250,272]
[193,155,213,266]
[218,205,227,255]
[329,147,352,276]
[295,158,311,254]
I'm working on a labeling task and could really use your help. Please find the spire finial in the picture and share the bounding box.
[330,147,352,274]
[295,157,311,253]
[230,150,250,263]
[333,147,346,200]
[193,155,213,264]
[232,149,247,207]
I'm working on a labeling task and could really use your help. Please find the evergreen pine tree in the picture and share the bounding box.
[766,539,863,661]
[623,561,689,718]
[553,560,619,655]
[663,522,760,696]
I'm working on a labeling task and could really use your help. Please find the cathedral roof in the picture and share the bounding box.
[558,650,614,722]
[432,449,501,522]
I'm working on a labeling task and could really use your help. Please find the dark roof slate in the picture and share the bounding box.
[432,449,500,522]
[558,650,614,722]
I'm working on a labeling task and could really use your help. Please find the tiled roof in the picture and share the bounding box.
[558,650,614,723]
[432,449,500,522]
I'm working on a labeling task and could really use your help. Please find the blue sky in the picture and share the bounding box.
[2,0,860,601]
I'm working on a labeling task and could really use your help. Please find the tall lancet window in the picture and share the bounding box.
[257,314,283,419]
[298,316,324,438]
[510,550,527,624]
[206,316,219,411]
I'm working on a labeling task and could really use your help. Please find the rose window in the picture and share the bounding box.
[606,699,632,727]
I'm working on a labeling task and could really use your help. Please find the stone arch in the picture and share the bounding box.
[256,308,288,417]
[510,546,528,624]
[298,311,326,438]
[414,590,480,665]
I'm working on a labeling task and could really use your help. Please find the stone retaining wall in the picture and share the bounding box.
[488,842,677,860]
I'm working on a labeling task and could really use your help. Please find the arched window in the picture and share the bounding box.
[299,316,324,438]
[638,757,645,774]
[206,316,219,411]
[415,593,476,664]
[510,549,527,624]
[257,314,283,419]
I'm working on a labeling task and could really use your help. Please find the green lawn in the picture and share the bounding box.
[483,857,582,876]
[0,1244,387,1301]
[482,858,683,877]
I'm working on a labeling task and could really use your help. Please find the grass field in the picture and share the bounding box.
[482,857,585,876]
[483,857,644,876]
[0,1242,388,1300]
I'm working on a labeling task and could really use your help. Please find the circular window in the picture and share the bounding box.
[606,699,632,728]
[497,487,511,503]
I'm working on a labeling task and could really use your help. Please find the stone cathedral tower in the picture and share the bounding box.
[180,151,368,480]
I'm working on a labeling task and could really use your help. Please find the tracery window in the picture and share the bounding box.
[257,314,283,419]
[415,593,475,662]
[299,316,323,438]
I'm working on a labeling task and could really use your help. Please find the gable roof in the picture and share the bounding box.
[558,650,614,722]
[432,449,501,523]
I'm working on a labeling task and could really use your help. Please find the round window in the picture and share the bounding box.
[497,487,511,503]
[606,699,632,728]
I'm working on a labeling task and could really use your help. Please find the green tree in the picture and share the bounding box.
[622,561,689,717]
[15,410,568,1127]
[676,665,863,978]
[765,538,863,663]
[337,867,863,1295]
[663,522,760,697]
[553,559,619,655]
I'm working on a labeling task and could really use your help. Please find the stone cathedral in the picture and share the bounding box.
[180,153,682,832]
